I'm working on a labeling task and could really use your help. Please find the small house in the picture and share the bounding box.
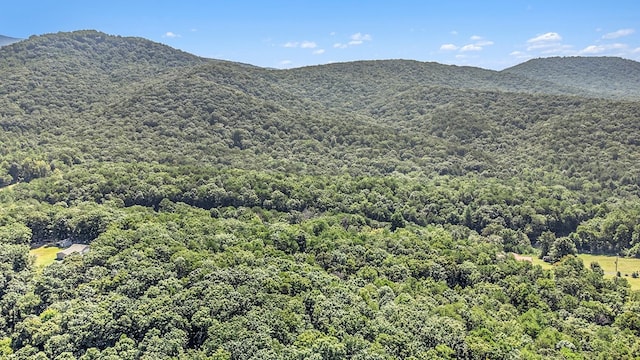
[56,244,90,260]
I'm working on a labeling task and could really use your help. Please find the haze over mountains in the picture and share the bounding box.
[504,56,640,100]
[0,34,21,47]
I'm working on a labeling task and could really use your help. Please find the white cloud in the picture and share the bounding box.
[351,33,372,42]
[301,41,317,49]
[279,60,292,66]
[333,33,372,49]
[348,33,372,46]
[526,32,565,51]
[460,44,482,52]
[579,43,628,54]
[313,49,325,55]
[450,30,458,35]
[527,32,562,43]
[602,28,635,39]
[475,40,494,46]
[283,41,318,49]
[456,36,495,51]
[440,35,493,54]
[579,45,604,54]
[440,44,459,51]
[520,32,577,56]
[633,47,640,53]
[163,32,180,38]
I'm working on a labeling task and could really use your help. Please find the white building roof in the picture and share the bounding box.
[58,244,89,256]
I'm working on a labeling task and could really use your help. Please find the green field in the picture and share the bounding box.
[579,254,640,290]
[529,254,640,290]
[530,256,554,270]
[30,246,61,268]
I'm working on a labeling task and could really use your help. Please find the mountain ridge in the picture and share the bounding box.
[0,34,21,47]
[503,56,640,100]
[0,30,638,186]
[3,30,639,100]
[2,30,640,359]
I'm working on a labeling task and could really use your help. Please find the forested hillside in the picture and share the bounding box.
[503,56,640,100]
[2,30,640,359]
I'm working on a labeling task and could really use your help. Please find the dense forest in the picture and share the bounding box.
[1,30,640,359]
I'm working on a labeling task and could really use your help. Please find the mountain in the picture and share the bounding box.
[0,34,21,47]
[0,30,205,111]
[275,59,589,111]
[503,56,640,100]
[2,30,640,359]
[1,31,639,181]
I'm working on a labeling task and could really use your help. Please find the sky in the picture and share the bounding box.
[1,1,639,70]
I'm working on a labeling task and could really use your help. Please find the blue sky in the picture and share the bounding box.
[2,1,639,70]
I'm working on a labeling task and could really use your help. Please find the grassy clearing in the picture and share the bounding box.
[579,254,640,290]
[521,253,640,290]
[30,246,61,268]
[530,256,554,270]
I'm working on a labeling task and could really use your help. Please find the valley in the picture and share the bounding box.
[1,30,640,359]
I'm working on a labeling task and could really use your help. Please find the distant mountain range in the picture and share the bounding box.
[503,56,640,100]
[0,34,21,47]
[0,30,639,182]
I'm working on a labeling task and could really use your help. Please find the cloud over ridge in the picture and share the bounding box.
[603,28,635,39]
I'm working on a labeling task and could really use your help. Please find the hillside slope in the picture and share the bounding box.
[0,30,207,115]
[503,56,640,100]
[275,59,590,112]
[1,31,639,183]
[2,30,640,359]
